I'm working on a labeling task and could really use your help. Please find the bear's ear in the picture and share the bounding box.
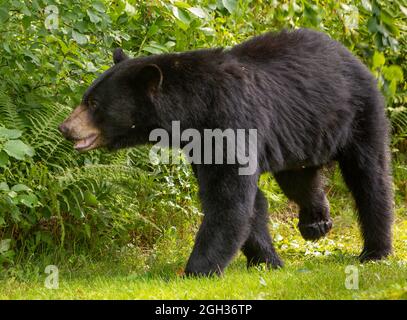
[113,48,128,64]
[139,64,163,96]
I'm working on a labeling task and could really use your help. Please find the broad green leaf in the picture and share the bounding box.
[72,30,88,45]
[3,42,11,53]
[222,0,237,14]
[74,20,88,33]
[172,7,191,24]
[361,0,372,11]
[85,61,98,72]
[147,24,160,36]
[303,2,322,27]
[87,9,101,24]
[92,1,105,13]
[164,41,176,49]
[292,0,302,12]
[10,205,21,222]
[17,194,39,208]
[21,5,31,16]
[0,239,11,254]
[174,1,191,9]
[0,127,22,139]
[143,42,169,54]
[380,10,399,36]
[367,17,378,33]
[0,151,8,167]
[388,80,397,96]
[124,2,136,15]
[143,46,165,55]
[57,39,69,55]
[401,5,407,17]
[372,51,385,69]
[376,23,389,37]
[31,0,40,10]
[8,191,17,198]
[388,37,399,51]
[188,7,207,19]
[199,27,215,36]
[382,65,404,82]
[3,139,35,160]
[0,182,9,191]
[66,56,86,69]
[11,184,31,192]
[84,190,98,206]
[0,7,9,23]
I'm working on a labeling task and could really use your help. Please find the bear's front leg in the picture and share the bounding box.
[185,165,258,277]
[274,168,332,241]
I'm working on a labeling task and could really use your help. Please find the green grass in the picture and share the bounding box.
[0,215,405,300]
[1,167,406,300]
[1,259,406,300]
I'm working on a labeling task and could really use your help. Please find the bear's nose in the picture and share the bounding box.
[58,123,70,137]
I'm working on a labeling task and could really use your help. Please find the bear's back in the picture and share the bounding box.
[229,28,338,61]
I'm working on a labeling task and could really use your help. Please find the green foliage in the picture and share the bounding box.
[0,127,38,222]
[0,0,406,269]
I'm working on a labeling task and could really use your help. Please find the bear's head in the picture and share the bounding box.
[58,48,163,152]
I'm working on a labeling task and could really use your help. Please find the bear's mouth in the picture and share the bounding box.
[73,134,101,152]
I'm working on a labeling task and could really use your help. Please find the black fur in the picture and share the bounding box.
[72,29,394,276]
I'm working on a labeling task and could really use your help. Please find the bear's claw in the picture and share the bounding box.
[359,248,391,262]
[298,219,332,241]
[246,253,284,269]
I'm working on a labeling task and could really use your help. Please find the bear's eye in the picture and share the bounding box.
[87,97,97,110]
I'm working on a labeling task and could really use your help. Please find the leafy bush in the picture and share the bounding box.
[0,0,405,266]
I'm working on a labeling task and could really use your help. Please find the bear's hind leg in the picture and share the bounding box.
[274,167,332,241]
[241,189,283,269]
[338,145,393,261]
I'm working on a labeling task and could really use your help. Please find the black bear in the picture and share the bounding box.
[59,29,393,276]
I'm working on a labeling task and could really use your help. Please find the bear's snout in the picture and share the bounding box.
[58,123,70,138]
[59,105,104,152]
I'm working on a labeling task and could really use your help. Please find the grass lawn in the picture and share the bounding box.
[1,215,405,300]
[1,168,406,300]
[1,258,406,300]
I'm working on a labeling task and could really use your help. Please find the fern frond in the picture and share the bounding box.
[25,102,81,166]
[0,88,27,130]
[390,106,407,139]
